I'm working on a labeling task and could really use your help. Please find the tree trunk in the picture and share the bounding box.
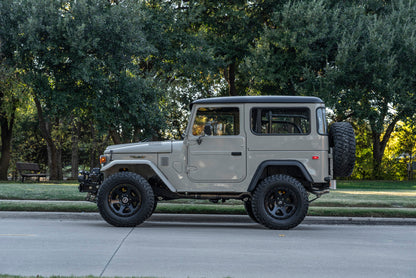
[34,96,63,180]
[371,119,398,179]
[90,123,99,169]
[71,119,80,179]
[109,129,122,145]
[0,109,15,180]
[228,62,237,96]
[372,132,383,179]
[224,62,238,96]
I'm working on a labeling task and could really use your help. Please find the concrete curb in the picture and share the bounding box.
[1,211,415,226]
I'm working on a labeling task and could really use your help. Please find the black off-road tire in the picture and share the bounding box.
[97,172,155,227]
[244,199,259,223]
[329,122,356,177]
[251,175,309,230]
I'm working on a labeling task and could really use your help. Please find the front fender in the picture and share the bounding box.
[101,160,177,192]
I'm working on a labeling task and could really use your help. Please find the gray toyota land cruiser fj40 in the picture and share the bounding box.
[79,96,356,229]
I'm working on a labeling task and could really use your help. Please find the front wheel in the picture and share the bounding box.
[97,172,155,227]
[252,175,309,230]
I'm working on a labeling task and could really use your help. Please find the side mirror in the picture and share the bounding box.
[197,124,212,145]
[204,124,212,136]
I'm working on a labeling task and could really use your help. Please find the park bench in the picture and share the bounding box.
[16,162,47,182]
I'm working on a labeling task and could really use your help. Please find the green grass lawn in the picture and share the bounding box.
[0,182,84,201]
[314,190,416,208]
[335,180,416,190]
[0,180,415,217]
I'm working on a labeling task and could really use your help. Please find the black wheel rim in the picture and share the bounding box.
[108,183,142,217]
[264,186,298,220]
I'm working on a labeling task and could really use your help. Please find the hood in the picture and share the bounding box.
[104,141,172,154]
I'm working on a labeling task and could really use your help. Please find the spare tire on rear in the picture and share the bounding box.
[329,122,356,177]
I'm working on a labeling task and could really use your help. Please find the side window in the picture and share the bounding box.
[317,107,328,135]
[192,107,240,136]
[251,107,310,135]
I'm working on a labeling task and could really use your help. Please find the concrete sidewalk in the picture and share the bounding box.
[1,211,416,226]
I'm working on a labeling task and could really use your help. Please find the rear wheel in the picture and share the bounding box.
[252,175,309,230]
[97,172,154,227]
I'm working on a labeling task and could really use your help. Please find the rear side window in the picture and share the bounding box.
[316,107,328,135]
[251,107,310,135]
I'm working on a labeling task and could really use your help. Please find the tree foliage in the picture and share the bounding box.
[7,0,170,179]
[0,0,28,179]
[1,0,415,180]
[243,0,416,178]
[316,1,416,178]
[181,0,279,96]
[244,0,338,95]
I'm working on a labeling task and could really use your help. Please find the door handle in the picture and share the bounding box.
[231,152,242,156]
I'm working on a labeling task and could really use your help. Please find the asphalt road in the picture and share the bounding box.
[0,213,415,278]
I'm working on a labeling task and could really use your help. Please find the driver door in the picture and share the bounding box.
[187,105,246,183]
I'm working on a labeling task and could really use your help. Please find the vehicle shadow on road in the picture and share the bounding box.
[142,221,265,230]
[78,218,326,231]
[79,220,265,230]
[141,222,328,231]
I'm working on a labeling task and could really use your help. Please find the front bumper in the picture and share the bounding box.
[78,168,102,193]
